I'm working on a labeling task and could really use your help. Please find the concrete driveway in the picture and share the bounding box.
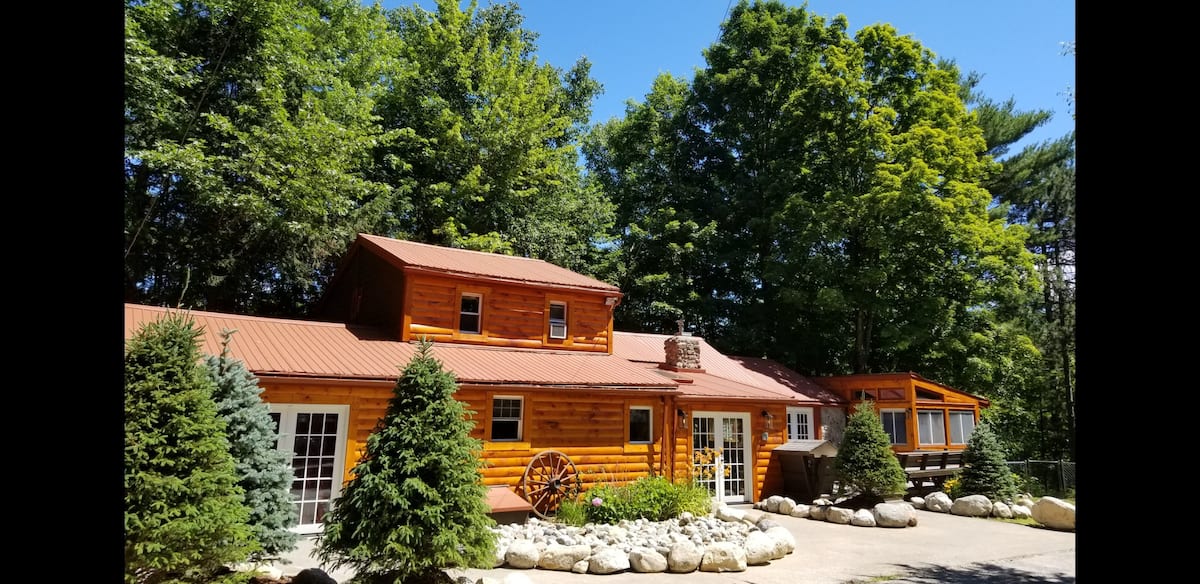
[275,506,1076,583]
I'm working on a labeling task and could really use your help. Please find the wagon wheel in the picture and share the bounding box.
[521,450,582,519]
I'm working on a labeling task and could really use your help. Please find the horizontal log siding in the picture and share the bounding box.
[403,272,614,352]
[467,391,666,493]
[672,402,789,503]
[259,381,671,507]
[259,381,395,484]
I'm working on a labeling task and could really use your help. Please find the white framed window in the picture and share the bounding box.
[267,404,349,533]
[786,406,814,442]
[949,411,976,444]
[491,396,523,441]
[879,409,907,446]
[917,409,946,446]
[459,293,482,334]
[548,301,567,339]
[629,406,652,443]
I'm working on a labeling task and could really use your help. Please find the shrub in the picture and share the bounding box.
[941,475,964,499]
[206,329,298,561]
[832,401,908,504]
[959,421,1019,502]
[674,479,714,516]
[316,339,496,583]
[554,497,589,527]
[581,475,712,524]
[125,312,256,584]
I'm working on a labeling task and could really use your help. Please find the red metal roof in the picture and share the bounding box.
[636,364,795,403]
[612,331,844,405]
[357,234,620,293]
[812,371,989,407]
[124,304,673,389]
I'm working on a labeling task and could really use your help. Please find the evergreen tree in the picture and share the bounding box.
[958,421,1019,502]
[125,312,256,584]
[832,401,908,505]
[205,328,298,561]
[316,339,495,583]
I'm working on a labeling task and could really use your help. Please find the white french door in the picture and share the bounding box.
[268,404,349,534]
[691,412,752,503]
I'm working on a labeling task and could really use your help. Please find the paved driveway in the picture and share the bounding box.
[277,506,1076,583]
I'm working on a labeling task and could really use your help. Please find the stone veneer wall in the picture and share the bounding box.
[664,335,702,370]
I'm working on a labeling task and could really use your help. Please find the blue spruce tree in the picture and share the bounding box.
[206,329,298,561]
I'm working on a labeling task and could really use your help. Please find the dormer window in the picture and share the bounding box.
[548,302,567,339]
[459,293,482,334]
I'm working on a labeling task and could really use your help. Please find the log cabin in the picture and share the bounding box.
[123,233,986,531]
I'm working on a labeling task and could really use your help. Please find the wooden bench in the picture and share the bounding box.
[895,451,964,491]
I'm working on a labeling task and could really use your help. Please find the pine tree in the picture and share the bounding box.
[832,401,908,505]
[958,421,1019,502]
[206,328,298,561]
[316,339,495,583]
[125,312,257,584]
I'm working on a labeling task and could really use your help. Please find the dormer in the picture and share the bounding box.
[316,234,623,353]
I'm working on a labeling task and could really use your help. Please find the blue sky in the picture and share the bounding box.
[378,0,1076,157]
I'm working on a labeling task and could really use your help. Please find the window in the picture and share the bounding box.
[548,302,567,339]
[629,406,652,443]
[786,406,813,442]
[459,293,481,334]
[879,409,907,445]
[949,411,976,444]
[917,410,946,446]
[267,404,349,533]
[491,396,522,441]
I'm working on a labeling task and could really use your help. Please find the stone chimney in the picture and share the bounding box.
[662,334,705,372]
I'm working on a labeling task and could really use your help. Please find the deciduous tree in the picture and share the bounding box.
[124,0,400,316]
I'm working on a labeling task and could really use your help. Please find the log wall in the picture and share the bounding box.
[402,273,615,353]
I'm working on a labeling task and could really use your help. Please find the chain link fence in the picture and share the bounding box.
[1006,460,1076,496]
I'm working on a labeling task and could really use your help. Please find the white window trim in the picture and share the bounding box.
[629,405,653,444]
[491,395,523,442]
[548,301,567,340]
[268,403,349,534]
[459,292,482,334]
[916,409,946,446]
[785,406,814,442]
[879,408,907,446]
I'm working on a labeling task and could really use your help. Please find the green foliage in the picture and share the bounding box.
[833,402,908,502]
[581,476,712,525]
[205,329,298,561]
[586,0,1037,379]
[554,498,588,527]
[315,339,495,582]
[125,312,257,584]
[941,475,964,500]
[373,0,614,275]
[673,479,716,517]
[958,422,1019,502]
[124,0,401,316]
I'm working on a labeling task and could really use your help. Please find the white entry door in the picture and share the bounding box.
[691,412,752,503]
[269,404,349,533]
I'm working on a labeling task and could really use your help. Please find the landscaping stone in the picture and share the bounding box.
[950,495,993,517]
[873,502,917,528]
[1031,496,1075,531]
[850,508,876,527]
[700,542,746,572]
[667,541,702,573]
